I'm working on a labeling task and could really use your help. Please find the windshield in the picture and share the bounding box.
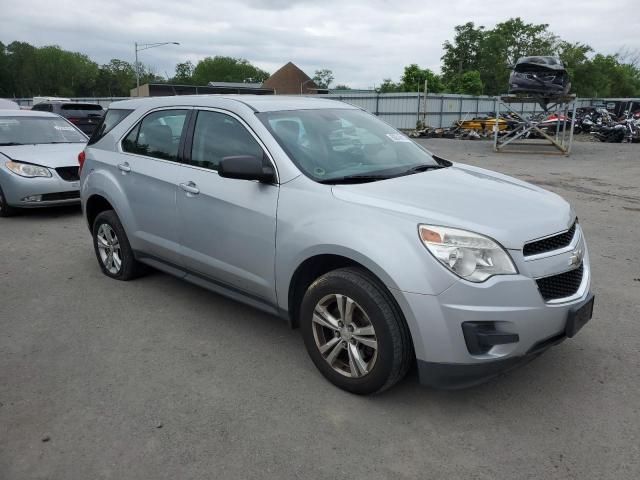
[0,116,87,145]
[258,109,439,183]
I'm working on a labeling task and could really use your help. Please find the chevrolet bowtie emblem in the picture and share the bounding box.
[569,246,584,266]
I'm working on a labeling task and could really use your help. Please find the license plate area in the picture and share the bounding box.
[565,294,594,338]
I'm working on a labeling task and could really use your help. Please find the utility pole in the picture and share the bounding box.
[134,41,180,97]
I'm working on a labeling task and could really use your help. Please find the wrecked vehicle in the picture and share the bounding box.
[508,56,571,96]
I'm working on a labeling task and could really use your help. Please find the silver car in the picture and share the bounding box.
[0,110,87,216]
[80,96,594,394]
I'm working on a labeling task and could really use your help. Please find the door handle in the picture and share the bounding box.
[179,181,200,195]
[117,162,131,173]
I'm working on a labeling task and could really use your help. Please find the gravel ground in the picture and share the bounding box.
[1,139,639,479]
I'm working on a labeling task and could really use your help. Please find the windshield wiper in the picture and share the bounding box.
[0,142,23,146]
[400,164,446,176]
[318,174,394,184]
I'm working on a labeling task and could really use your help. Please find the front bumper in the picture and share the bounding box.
[508,81,568,95]
[391,229,593,389]
[0,168,80,208]
[416,293,593,389]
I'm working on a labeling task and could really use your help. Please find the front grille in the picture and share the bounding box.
[41,191,80,201]
[536,263,584,301]
[55,166,80,182]
[524,222,576,257]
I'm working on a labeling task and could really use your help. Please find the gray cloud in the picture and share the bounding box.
[1,0,638,88]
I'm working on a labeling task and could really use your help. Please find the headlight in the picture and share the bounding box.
[5,160,52,178]
[418,225,517,282]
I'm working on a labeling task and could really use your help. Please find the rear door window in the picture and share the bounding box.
[122,110,188,161]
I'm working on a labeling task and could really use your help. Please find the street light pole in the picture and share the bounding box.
[134,41,180,97]
[135,42,139,97]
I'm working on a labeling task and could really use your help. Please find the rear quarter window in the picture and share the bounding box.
[88,109,133,146]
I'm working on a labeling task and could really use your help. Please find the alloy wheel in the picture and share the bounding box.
[96,223,122,274]
[312,294,378,378]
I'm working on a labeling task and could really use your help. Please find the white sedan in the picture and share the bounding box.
[0,109,88,216]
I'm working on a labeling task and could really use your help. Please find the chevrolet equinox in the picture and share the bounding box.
[80,95,594,394]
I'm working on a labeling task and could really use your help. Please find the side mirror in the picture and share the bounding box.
[218,155,276,183]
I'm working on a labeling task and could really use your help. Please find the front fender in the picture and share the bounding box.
[275,178,457,311]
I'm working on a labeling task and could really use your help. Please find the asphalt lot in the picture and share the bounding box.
[1,138,639,479]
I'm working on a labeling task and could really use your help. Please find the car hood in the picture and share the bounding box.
[331,164,574,250]
[0,143,85,168]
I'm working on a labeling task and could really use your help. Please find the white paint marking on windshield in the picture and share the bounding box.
[386,133,411,143]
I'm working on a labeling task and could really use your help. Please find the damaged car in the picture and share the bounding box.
[508,56,571,96]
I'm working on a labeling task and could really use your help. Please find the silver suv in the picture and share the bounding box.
[80,95,594,394]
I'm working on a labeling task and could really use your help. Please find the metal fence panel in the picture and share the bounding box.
[6,94,635,130]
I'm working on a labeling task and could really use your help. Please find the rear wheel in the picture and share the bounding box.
[0,185,18,217]
[300,267,413,395]
[92,210,145,280]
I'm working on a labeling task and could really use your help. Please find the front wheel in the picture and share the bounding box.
[0,185,18,217]
[300,267,413,394]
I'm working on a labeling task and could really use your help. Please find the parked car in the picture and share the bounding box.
[0,110,87,216]
[0,99,21,110]
[32,101,105,135]
[80,96,593,394]
[508,56,571,96]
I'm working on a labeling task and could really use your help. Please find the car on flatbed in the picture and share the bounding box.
[79,95,594,394]
[509,56,571,96]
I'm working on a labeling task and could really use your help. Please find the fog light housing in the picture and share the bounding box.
[22,195,42,202]
[462,322,519,355]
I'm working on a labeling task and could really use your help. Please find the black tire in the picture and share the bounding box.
[0,185,19,217]
[92,210,146,280]
[300,267,413,395]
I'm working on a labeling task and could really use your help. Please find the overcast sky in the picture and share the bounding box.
[2,0,638,88]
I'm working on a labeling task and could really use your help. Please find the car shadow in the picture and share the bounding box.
[127,266,591,412]
[3,204,82,220]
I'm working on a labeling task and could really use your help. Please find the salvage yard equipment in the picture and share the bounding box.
[493,94,577,155]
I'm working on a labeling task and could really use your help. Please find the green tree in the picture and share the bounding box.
[4,41,38,97]
[172,60,195,84]
[192,56,269,84]
[447,70,484,95]
[400,64,443,92]
[332,84,351,90]
[441,22,485,79]
[480,18,557,95]
[312,69,334,89]
[378,78,402,93]
[96,59,136,96]
[441,18,559,95]
[0,42,11,96]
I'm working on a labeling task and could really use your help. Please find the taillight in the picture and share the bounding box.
[68,117,81,124]
[78,151,86,174]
